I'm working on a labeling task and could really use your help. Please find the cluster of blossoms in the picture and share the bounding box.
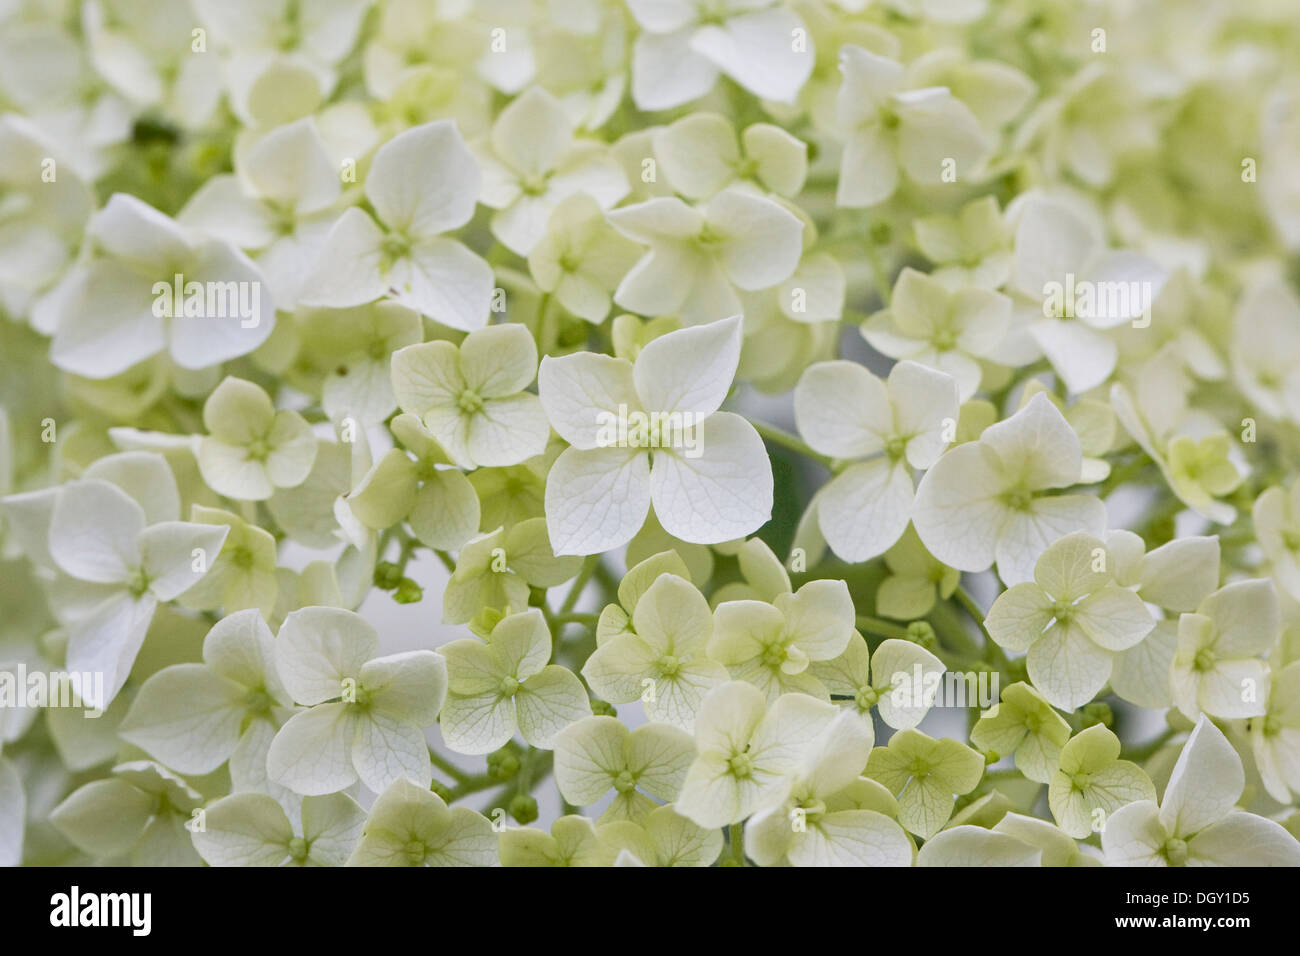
[2,0,1300,869]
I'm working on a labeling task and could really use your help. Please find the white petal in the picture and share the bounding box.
[366,120,479,236]
[633,315,741,418]
[649,412,772,545]
[545,445,651,556]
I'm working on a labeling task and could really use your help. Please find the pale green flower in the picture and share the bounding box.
[1103,717,1300,866]
[985,531,1154,711]
[585,571,728,731]
[710,578,856,702]
[1047,725,1155,838]
[970,682,1071,784]
[676,681,837,829]
[348,777,496,867]
[439,608,591,754]
[441,519,582,626]
[198,376,316,501]
[553,715,695,823]
[865,729,984,838]
[267,607,448,794]
[391,323,550,470]
[192,792,365,867]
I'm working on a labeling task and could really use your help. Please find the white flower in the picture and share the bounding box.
[608,188,804,325]
[583,572,728,731]
[834,46,988,208]
[986,531,1155,712]
[916,826,1042,867]
[1004,196,1168,393]
[197,377,317,501]
[439,608,591,754]
[710,578,857,702]
[810,633,946,732]
[912,392,1107,585]
[474,86,628,255]
[538,315,773,555]
[527,193,644,323]
[1254,479,1300,602]
[653,113,808,201]
[860,268,1012,402]
[1172,580,1277,721]
[347,777,497,867]
[390,323,550,470]
[794,359,959,561]
[865,728,984,838]
[192,792,365,867]
[50,761,204,866]
[120,609,293,787]
[626,0,813,111]
[1251,662,1300,803]
[2,452,229,710]
[302,120,494,332]
[179,118,342,307]
[1103,716,1300,866]
[266,607,448,795]
[676,680,837,829]
[50,194,274,379]
[744,710,913,867]
[553,715,695,823]
[1047,725,1155,838]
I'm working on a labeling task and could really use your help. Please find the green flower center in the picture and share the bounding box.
[1283,529,1300,552]
[1193,647,1217,672]
[230,546,256,570]
[1162,837,1189,866]
[245,688,272,714]
[855,685,879,710]
[457,389,484,414]
[799,798,828,823]
[1070,772,1092,792]
[613,770,638,793]
[656,654,681,677]
[246,437,272,462]
[728,751,754,779]
[499,675,520,697]
[520,172,549,196]
[1051,600,1077,625]
[1003,488,1034,511]
[403,840,428,865]
[288,836,309,861]
[879,106,902,131]
[127,566,152,598]
[380,233,411,271]
[885,435,908,461]
[932,327,957,350]
[760,642,789,668]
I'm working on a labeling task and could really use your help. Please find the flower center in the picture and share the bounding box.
[1003,488,1033,511]
[728,751,754,778]
[499,675,520,697]
[380,233,411,271]
[656,654,681,677]
[1162,837,1189,866]
[288,836,309,861]
[403,840,428,865]
[855,685,879,710]
[245,688,272,714]
[1070,772,1092,792]
[457,389,484,414]
[613,770,637,793]
[1193,647,1217,672]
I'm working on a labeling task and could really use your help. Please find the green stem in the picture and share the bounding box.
[855,614,910,640]
[558,556,598,617]
[750,420,832,468]
[429,748,469,784]
[433,549,456,574]
[727,823,746,866]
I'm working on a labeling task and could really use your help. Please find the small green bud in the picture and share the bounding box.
[487,751,521,781]
[508,793,538,825]
[905,621,937,650]
[590,699,617,717]
[393,577,423,604]
[374,561,402,590]
[982,749,1000,765]
[429,780,452,802]
[1081,702,1113,729]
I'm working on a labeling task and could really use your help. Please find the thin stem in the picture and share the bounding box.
[727,823,746,866]
[855,614,910,640]
[558,556,598,617]
[750,420,832,468]
[429,748,469,784]
[433,549,456,574]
